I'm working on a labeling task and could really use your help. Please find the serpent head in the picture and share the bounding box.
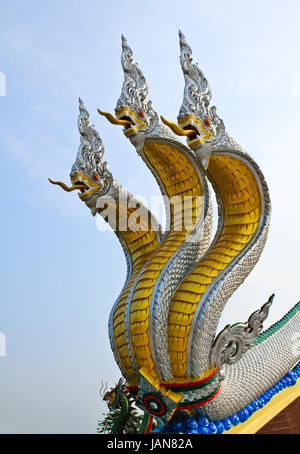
[98,35,158,150]
[49,98,113,215]
[161,31,225,168]
[103,377,126,409]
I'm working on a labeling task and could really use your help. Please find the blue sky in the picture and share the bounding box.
[1,0,300,433]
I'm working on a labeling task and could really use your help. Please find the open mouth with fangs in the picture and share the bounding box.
[72,179,89,193]
[98,107,146,136]
[48,172,99,200]
[178,115,213,146]
[117,114,136,130]
[160,114,213,147]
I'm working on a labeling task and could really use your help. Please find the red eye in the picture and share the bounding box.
[92,173,99,181]
[204,117,211,126]
[138,109,145,118]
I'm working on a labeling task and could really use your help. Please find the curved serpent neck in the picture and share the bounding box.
[102,37,213,385]
[76,100,164,383]
[50,98,163,384]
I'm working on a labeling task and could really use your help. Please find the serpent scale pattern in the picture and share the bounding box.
[168,152,263,378]
[125,140,205,380]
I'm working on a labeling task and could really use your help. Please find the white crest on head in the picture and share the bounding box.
[71,98,112,194]
[178,30,213,121]
[115,35,155,122]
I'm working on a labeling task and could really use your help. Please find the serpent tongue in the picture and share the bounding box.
[160,116,195,136]
[97,109,132,127]
[48,178,88,192]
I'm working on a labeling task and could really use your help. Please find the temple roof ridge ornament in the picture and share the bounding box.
[210,294,275,381]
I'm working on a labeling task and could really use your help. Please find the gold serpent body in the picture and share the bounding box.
[113,150,262,384]
[168,154,261,377]
[113,141,205,384]
[106,200,161,384]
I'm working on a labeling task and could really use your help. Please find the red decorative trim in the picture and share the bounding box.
[127,385,139,391]
[145,415,153,434]
[177,384,221,411]
[162,368,218,389]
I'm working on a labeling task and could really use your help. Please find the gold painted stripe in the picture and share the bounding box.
[128,141,204,380]
[110,201,160,385]
[168,155,261,378]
